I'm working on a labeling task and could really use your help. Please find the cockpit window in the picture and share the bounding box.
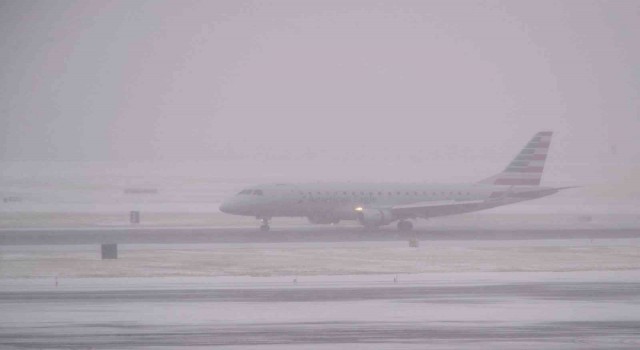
[237,189,251,195]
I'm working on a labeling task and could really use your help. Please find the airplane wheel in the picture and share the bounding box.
[397,220,413,231]
[260,224,270,232]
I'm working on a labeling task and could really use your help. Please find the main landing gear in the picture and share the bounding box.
[397,220,413,232]
[259,217,271,232]
[397,220,418,247]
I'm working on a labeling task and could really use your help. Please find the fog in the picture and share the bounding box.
[1,1,639,186]
[2,2,640,348]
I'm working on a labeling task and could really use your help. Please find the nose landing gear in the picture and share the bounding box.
[259,217,271,232]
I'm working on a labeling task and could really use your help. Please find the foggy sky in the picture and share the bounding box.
[1,1,639,183]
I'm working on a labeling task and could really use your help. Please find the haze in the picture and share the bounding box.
[1,0,639,186]
[3,3,640,348]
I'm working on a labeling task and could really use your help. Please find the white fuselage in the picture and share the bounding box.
[219,182,558,223]
[219,131,561,229]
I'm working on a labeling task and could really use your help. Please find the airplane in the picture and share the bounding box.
[220,131,569,231]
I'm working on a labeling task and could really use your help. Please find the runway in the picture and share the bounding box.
[2,272,640,349]
[1,226,639,245]
[2,224,640,348]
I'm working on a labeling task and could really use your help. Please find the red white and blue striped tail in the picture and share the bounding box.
[479,131,553,186]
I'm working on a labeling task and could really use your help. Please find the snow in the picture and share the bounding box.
[2,270,640,349]
[2,239,640,279]
[3,239,640,349]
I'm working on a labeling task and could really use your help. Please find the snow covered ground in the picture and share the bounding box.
[2,270,640,349]
[2,236,640,348]
[2,239,640,278]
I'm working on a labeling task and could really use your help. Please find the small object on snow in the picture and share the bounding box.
[293,277,298,284]
[130,211,140,224]
[577,215,593,223]
[409,238,419,248]
[101,244,118,259]
[394,275,398,283]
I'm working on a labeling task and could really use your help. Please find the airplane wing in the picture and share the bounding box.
[390,199,486,218]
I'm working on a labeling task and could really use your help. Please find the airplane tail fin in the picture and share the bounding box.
[479,131,553,186]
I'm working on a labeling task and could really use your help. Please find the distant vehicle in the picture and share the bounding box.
[2,196,22,203]
[220,131,570,231]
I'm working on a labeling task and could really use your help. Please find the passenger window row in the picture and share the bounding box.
[305,191,471,197]
[238,189,263,196]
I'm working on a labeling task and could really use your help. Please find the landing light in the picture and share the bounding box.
[355,207,363,212]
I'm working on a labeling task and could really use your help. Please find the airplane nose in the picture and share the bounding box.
[219,200,232,214]
[220,197,245,214]
[220,197,252,215]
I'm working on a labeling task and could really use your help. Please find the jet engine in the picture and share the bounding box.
[357,209,396,227]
